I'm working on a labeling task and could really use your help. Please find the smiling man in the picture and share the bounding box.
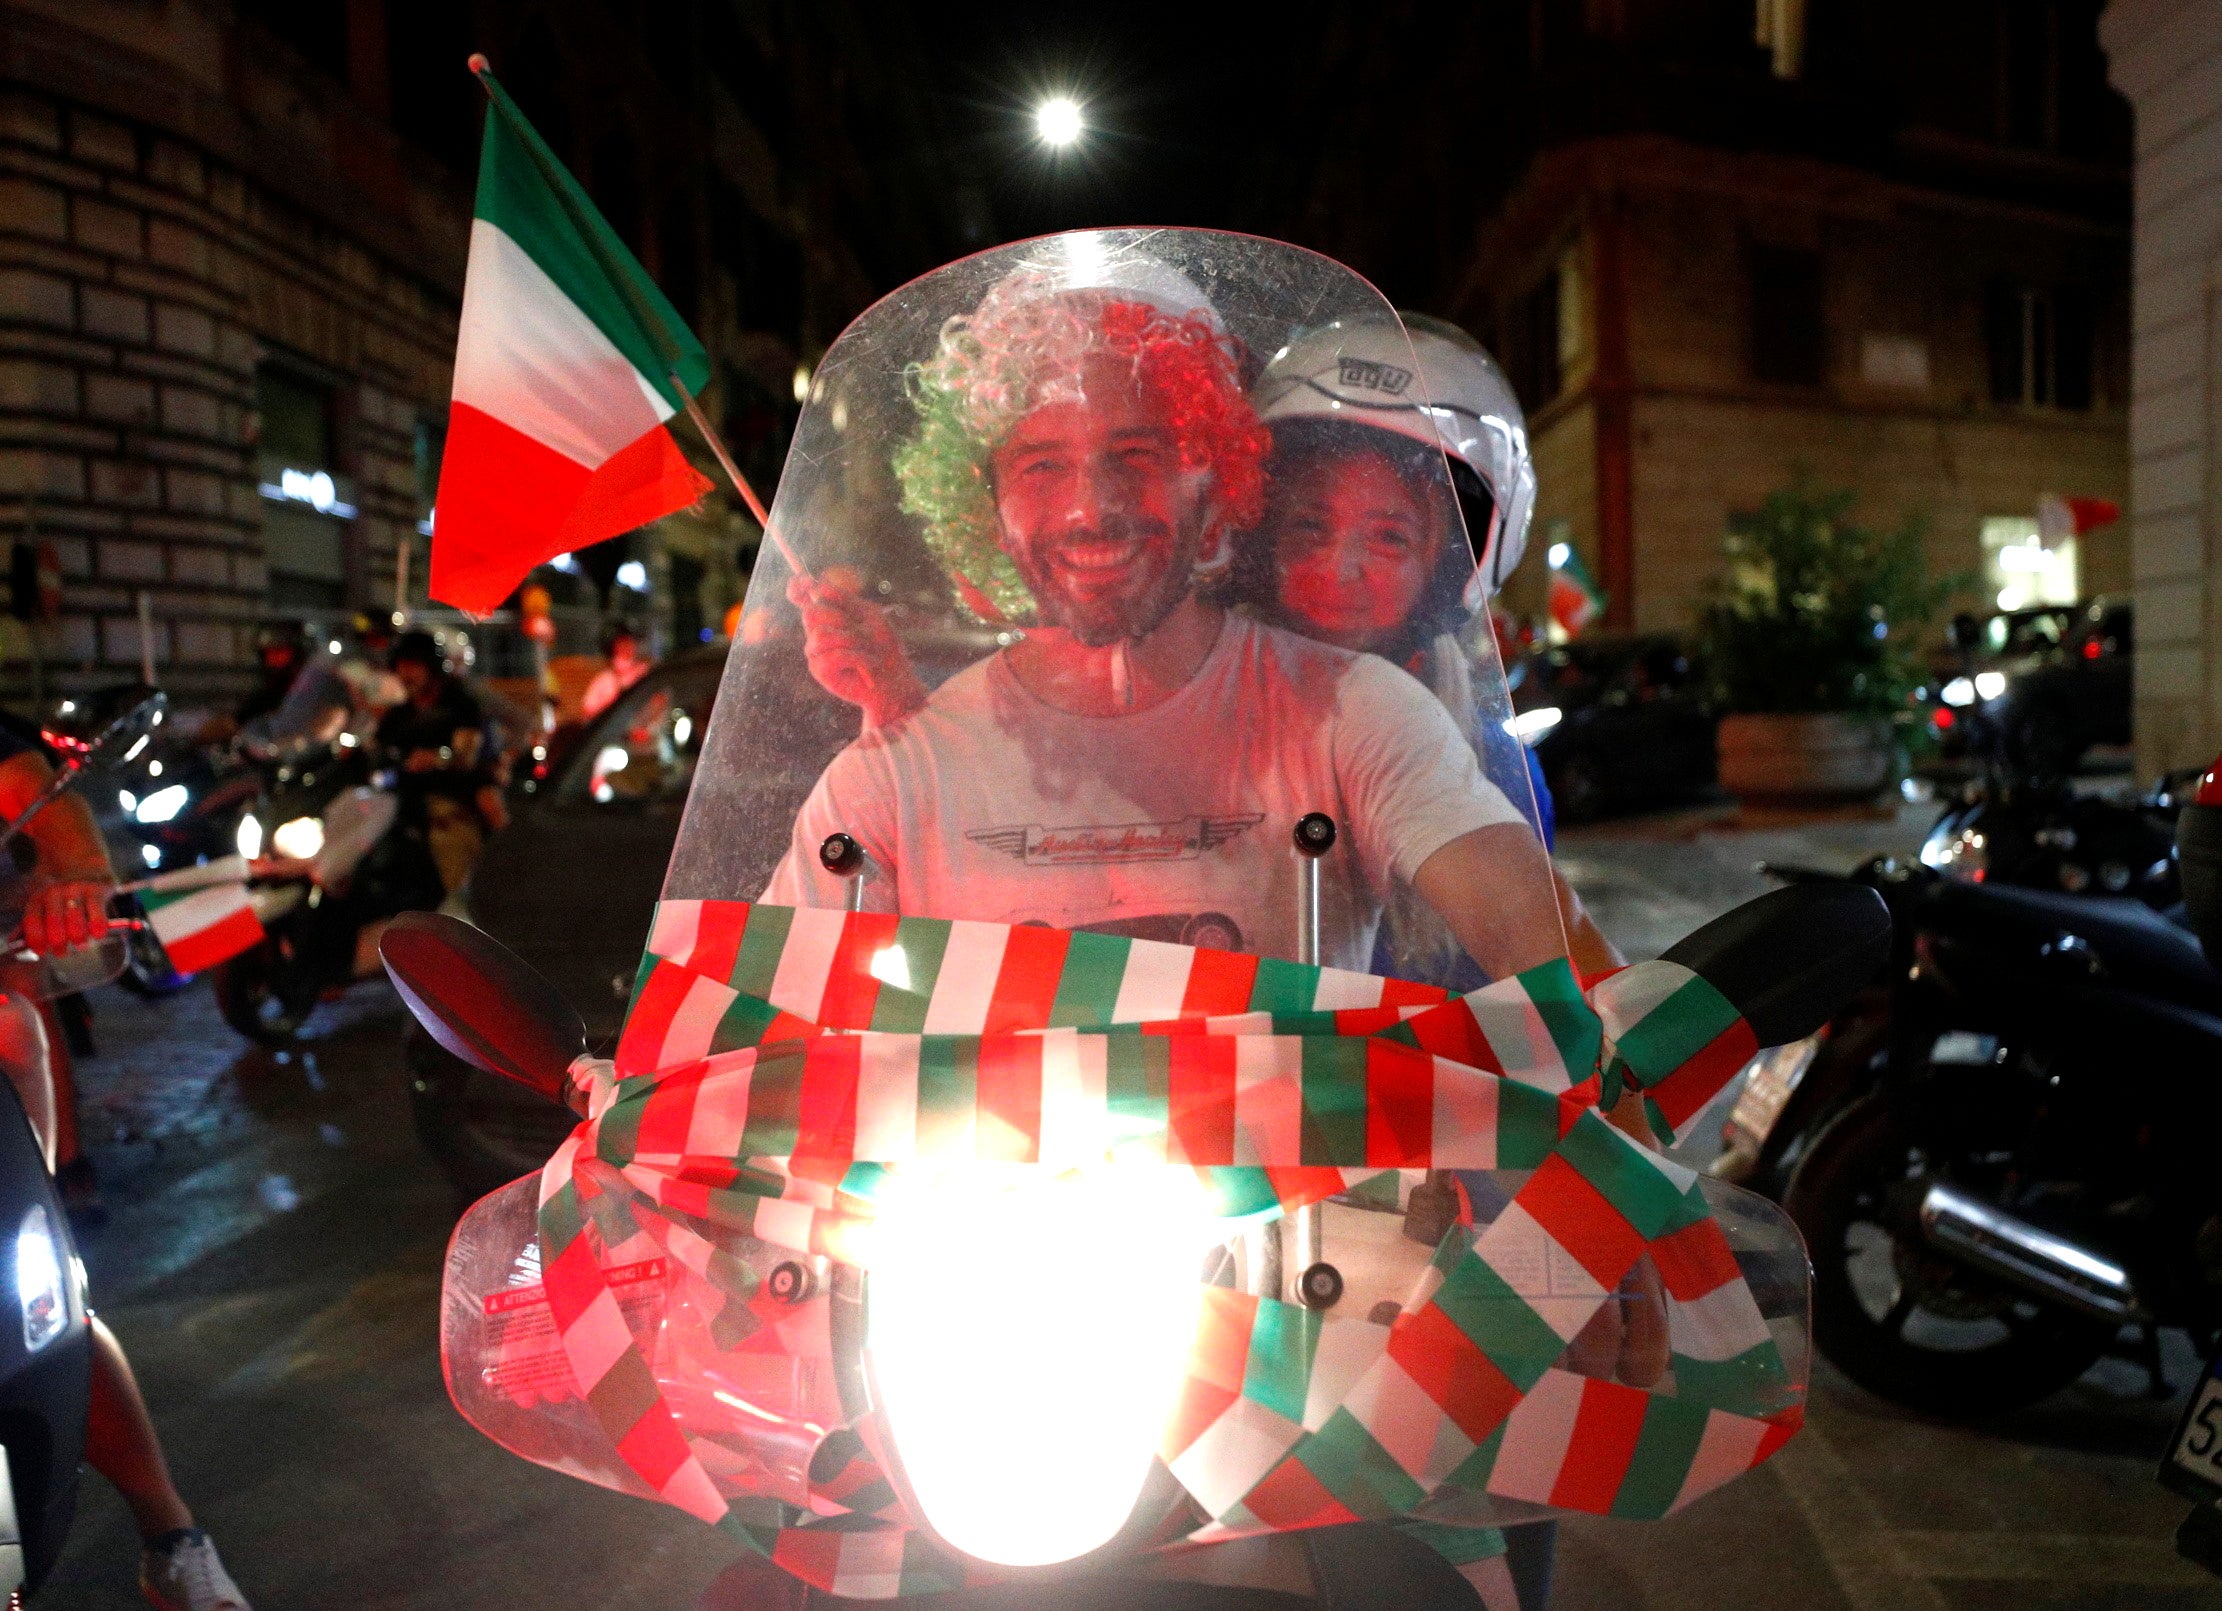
[767,253,1611,979]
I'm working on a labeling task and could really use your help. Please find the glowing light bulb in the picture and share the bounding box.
[868,1166,1210,1566]
[1035,97,1083,148]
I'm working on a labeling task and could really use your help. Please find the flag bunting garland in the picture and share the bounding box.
[474,900,1801,1597]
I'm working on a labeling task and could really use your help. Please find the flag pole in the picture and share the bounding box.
[667,373,808,582]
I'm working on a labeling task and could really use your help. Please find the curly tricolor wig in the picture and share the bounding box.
[893,273,1270,622]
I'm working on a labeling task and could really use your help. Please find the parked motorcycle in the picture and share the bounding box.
[2157,764,2222,1573]
[1729,848,2222,1417]
[1719,724,2191,1195]
[1915,614,2185,906]
[1916,768,2186,907]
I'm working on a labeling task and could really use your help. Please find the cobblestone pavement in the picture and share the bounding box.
[30,810,2216,1607]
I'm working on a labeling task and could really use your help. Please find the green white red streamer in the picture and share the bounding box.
[503,900,1801,1596]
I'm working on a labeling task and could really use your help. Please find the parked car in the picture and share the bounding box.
[1927,599,2132,781]
[407,645,728,1196]
[1514,633,1717,821]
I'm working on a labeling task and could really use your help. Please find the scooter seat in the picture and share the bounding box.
[1931,878,2222,1014]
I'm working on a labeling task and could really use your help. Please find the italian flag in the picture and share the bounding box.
[1548,540,1606,640]
[431,63,713,614]
[141,880,263,974]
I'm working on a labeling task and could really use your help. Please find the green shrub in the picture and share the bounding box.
[1695,477,1958,717]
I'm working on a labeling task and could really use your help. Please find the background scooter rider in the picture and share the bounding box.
[0,733,251,1610]
[200,623,352,753]
[374,630,502,895]
[1245,315,1556,980]
[235,622,310,729]
[580,619,652,721]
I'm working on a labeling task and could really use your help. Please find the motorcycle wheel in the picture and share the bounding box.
[212,938,322,1044]
[1784,1093,2117,1418]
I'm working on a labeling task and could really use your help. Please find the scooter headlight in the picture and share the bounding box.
[866,1166,1212,1567]
[17,1203,66,1354]
[271,815,325,860]
[133,784,189,824]
[235,814,264,861]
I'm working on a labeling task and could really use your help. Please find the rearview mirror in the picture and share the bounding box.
[380,913,588,1109]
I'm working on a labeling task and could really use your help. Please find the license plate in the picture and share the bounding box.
[2164,1352,2222,1502]
[1725,1034,1825,1149]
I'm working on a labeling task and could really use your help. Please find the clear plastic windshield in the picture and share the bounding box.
[666,229,1564,989]
[445,232,1810,1579]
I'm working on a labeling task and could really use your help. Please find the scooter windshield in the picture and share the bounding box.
[437,232,1811,1592]
[666,229,1564,988]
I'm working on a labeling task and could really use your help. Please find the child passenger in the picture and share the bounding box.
[1243,314,1559,985]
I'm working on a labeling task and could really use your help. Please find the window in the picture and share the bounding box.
[1987,280,2094,410]
[1748,244,1824,386]
[1982,516,2078,612]
[255,365,349,610]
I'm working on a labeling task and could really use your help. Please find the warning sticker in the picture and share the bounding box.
[481,1258,669,1406]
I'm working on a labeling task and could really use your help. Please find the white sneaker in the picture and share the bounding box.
[138,1529,250,1611]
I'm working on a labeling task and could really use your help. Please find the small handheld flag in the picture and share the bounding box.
[430,59,716,614]
[139,880,263,974]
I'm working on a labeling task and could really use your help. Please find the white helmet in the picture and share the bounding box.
[1252,313,1537,596]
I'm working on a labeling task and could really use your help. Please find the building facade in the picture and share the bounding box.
[0,0,463,700]
[0,0,978,704]
[1460,131,2131,637]
[2102,0,2222,776]
[1277,2,2135,652]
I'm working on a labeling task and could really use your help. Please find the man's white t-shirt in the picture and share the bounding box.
[763,614,1521,974]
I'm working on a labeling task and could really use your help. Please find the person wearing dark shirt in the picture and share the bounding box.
[233,622,308,727]
[374,631,499,894]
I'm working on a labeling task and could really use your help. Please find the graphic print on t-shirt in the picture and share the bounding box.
[964,813,1263,867]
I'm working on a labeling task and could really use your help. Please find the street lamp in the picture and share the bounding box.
[1035,96,1083,148]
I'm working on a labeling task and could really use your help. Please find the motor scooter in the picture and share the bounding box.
[2154,762,2222,1570]
[0,693,162,1597]
[0,1056,91,1599]
[380,227,1891,1604]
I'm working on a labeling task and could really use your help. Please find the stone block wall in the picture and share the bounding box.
[2105,0,2222,777]
[0,25,461,701]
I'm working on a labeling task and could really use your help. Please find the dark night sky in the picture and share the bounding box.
[916,5,1317,238]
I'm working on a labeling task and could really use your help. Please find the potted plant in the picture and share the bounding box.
[1695,477,1954,805]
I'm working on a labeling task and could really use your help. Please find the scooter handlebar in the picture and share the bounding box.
[1661,881,1892,1048]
